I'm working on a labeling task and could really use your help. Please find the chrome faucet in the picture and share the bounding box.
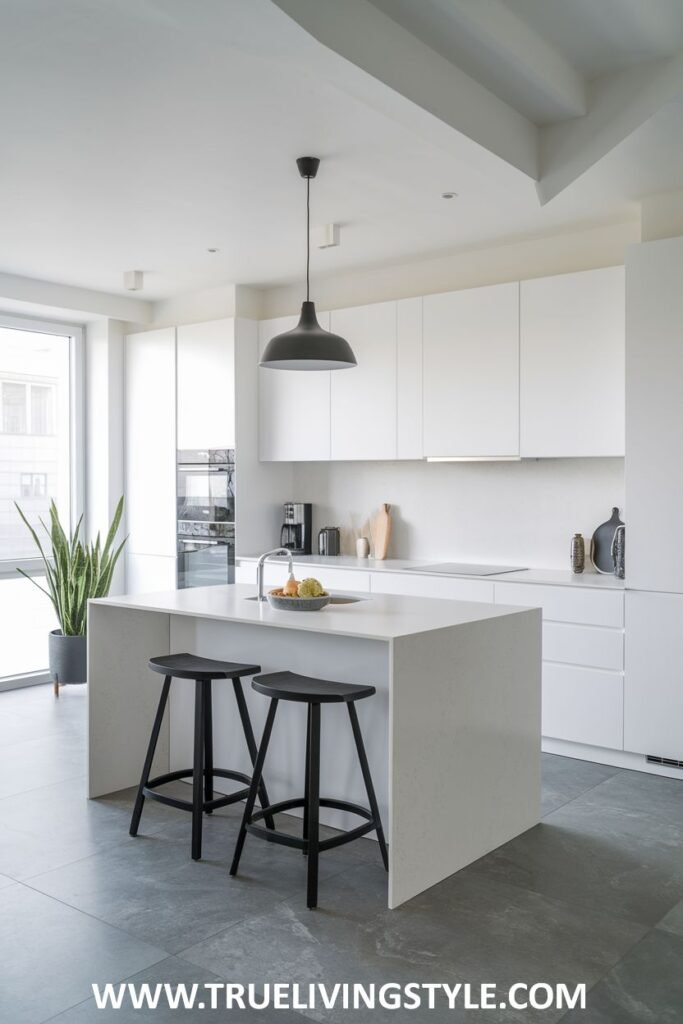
[256,548,293,602]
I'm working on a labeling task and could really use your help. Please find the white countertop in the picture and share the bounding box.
[236,553,625,590]
[91,583,534,642]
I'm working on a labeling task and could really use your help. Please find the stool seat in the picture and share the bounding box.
[253,670,375,704]
[149,653,260,681]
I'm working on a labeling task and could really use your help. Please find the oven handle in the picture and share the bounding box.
[178,538,226,547]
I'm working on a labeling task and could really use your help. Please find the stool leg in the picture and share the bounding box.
[232,677,275,830]
[230,698,279,876]
[130,676,171,837]
[306,703,321,909]
[192,680,205,860]
[348,702,389,871]
[302,702,312,854]
[203,680,214,812]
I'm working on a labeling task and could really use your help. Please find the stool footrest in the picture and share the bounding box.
[246,797,377,851]
[144,768,252,813]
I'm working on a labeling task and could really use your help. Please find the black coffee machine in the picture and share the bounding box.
[280,502,312,555]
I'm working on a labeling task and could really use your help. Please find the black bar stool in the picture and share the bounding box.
[230,670,388,909]
[130,653,274,860]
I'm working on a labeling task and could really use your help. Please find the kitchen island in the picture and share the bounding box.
[88,584,541,907]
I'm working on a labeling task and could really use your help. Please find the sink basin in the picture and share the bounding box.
[244,595,365,605]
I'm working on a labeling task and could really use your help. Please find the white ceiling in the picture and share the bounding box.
[0,0,682,302]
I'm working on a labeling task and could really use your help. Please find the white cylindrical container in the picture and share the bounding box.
[356,537,370,559]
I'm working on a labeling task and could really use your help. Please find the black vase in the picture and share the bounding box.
[590,507,624,574]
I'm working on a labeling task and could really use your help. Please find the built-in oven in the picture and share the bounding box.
[177,449,236,589]
[177,522,235,589]
[177,449,235,525]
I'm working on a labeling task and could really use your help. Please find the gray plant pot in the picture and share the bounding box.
[49,630,87,685]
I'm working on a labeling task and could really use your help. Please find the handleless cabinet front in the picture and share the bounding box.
[423,283,520,458]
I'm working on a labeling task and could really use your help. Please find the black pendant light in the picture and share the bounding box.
[260,157,357,371]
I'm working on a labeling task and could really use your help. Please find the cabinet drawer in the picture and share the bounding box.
[370,571,494,603]
[542,662,623,749]
[543,621,624,671]
[495,582,624,628]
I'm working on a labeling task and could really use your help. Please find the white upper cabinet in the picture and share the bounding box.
[396,297,423,459]
[520,267,625,458]
[423,283,520,458]
[177,319,235,450]
[258,314,331,462]
[626,237,683,593]
[330,302,398,461]
[125,328,177,558]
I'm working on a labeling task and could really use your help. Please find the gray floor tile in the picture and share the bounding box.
[655,896,683,937]
[466,794,683,928]
[0,778,177,881]
[46,956,307,1022]
[181,861,644,1024]
[0,870,14,889]
[26,810,358,956]
[0,882,166,1024]
[570,769,683,828]
[541,754,622,816]
[0,731,85,799]
[560,930,683,1023]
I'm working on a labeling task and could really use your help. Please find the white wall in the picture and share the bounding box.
[291,457,625,569]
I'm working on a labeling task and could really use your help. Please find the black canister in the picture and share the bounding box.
[318,527,341,556]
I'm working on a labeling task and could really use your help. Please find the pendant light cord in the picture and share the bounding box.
[306,174,311,302]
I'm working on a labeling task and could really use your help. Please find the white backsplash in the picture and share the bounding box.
[291,457,625,570]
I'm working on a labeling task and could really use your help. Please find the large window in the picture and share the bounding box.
[0,319,81,686]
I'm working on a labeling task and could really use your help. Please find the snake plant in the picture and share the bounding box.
[15,497,126,636]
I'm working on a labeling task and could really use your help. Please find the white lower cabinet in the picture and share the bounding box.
[624,590,683,761]
[542,663,623,749]
[369,571,494,603]
[234,561,371,593]
[494,581,625,750]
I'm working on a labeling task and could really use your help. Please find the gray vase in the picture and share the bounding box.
[49,630,87,685]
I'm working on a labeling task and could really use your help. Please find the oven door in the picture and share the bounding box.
[177,463,235,524]
[177,536,235,590]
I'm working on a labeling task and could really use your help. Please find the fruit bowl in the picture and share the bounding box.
[267,589,330,612]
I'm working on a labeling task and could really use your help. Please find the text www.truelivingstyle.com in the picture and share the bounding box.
[92,981,586,1013]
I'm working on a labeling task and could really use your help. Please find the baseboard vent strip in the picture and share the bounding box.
[646,755,683,770]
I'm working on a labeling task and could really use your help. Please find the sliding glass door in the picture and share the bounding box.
[0,317,82,687]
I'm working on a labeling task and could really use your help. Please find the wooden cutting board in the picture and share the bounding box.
[372,503,392,560]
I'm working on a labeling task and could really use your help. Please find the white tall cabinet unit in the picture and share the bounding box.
[625,236,683,762]
[124,328,177,592]
[422,283,519,458]
[177,319,235,450]
[520,267,625,457]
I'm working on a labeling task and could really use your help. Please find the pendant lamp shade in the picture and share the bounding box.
[261,301,356,370]
[260,157,357,371]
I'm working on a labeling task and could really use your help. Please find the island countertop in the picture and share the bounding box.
[91,583,533,642]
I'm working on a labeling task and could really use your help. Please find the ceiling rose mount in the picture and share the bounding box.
[260,156,357,371]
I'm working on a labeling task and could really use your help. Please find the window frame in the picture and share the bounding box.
[0,312,84,581]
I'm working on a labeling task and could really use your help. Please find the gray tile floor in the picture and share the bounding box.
[1,683,682,1022]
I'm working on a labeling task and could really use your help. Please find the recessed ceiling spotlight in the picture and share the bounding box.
[207,247,219,253]
[441,191,458,200]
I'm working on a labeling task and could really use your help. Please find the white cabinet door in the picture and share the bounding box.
[625,590,683,760]
[258,314,331,461]
[125,328,176,558]
[423,283,519,457]
[177,319,235,450]
[125,553,177,595]
[520,267,625,457]
[397,298,423,459]
[626,238,683,592]
[330,302,397,461]
[542,663,623,749]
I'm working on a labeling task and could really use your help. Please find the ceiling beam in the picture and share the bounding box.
[537,52,683,205]
[0,271,153,323]
[270,0,539,180]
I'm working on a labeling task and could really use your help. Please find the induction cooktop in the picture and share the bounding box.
[409,563,527,577]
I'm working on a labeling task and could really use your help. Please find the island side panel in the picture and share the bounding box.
[88,604,171,798]
[389,608,541,908]
[168,616,390,834]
